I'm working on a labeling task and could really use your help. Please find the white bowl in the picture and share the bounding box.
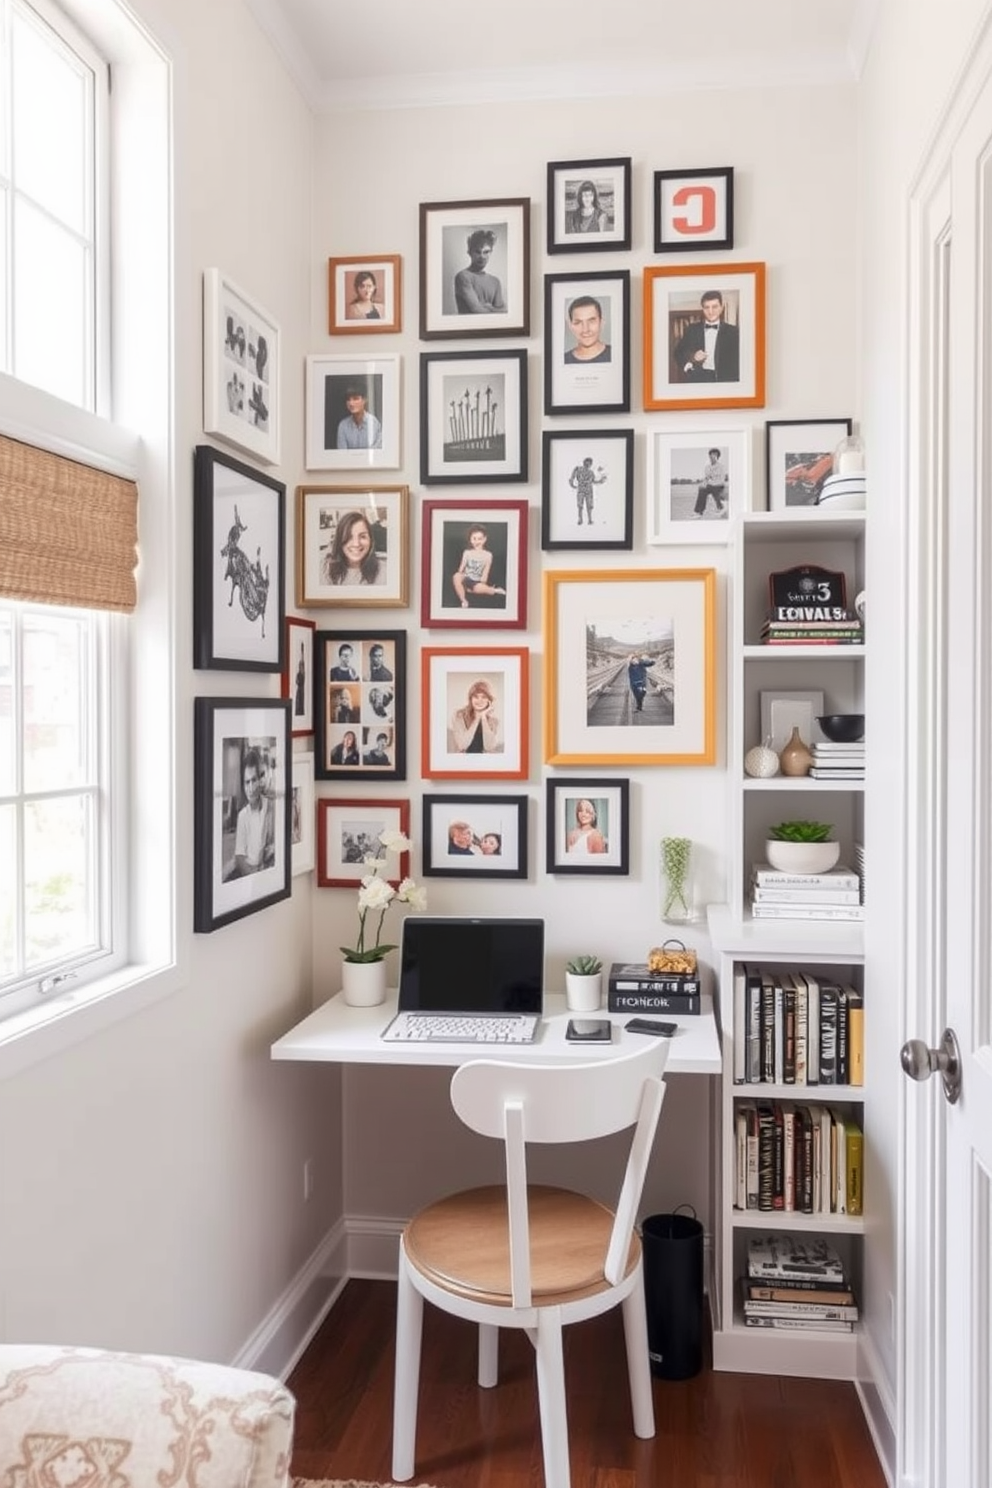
[764,839,841,875]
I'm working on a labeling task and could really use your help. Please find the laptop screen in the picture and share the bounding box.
[398,916,545,1016]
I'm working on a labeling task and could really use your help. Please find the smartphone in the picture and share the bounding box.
[565,1018,613,1043]
[625,1017,678,1038]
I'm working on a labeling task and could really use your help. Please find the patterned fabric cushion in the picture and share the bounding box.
[0,1345,295,1488]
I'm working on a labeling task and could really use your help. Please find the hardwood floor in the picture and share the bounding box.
[288,1279,886,1488]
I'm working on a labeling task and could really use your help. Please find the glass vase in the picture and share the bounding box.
[661,837,698,924]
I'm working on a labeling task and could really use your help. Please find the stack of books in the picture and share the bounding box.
[743,1235,859,1332]
[810,740,865,780]
[733,1101,864,1214]
[760,606,864,646]
[732,964,865,1087]
[607,961,700,1014]
[750,862,864,922]
[853,841,866,903]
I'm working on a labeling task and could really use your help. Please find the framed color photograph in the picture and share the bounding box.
[546,157,632,253]
[545,778,630,875]
[283,616,316,737]
[305,354,400,471]
[314,629,406,781]
[765,418,853,510]
[328,254,401,334]
[193,445,285,672]
[316,797,410,888]
[653,167,734,253]
[290,750,315,877]
[422,793,528,879]
[544,270,630,416]
[647,428,750,544]
[193,697,292,933]
[419,198,530,339]
[543,569,716,766]
[203,268,280,465]
[420,349,527,485]
[295,483,409,608]
[421,647,529,780]
[421,499,528,630]
[643,261,765,411]
[542,429,634,551]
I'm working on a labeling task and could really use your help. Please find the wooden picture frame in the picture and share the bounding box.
[290,750,315,877]
[420,499,528,630]
[316,797,410,888]
[295,483,409,608]
[422,793,528,879]
[647,428,750,544]
[328,254,401,334]
[543,568,717,766]
[643,261,765,411]
[541,429,634,551]
[544,270,630,416]
[420,349,528,485]
[653,167,734,253]
[545,777,630,875]
[202,268,280,465]
[282,616,316,737]
[193,697,292,932]
[419,198,530,339]
[193,444,285,672]
[765,418,853,510]
[421,646,529,780]
[304,354,401,471]
[314,629,406,781]
[546,157,632,253]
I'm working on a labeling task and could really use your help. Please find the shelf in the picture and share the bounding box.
[741,776,865,793]
[707,904,865,960]
[740,511,866,543]
[730,1210,865,1234]
[713,1319,860,1378]
[732,1082,864,1101]
[742,644,866,661]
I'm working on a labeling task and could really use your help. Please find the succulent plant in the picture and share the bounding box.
[768,820,833,843]
[566,954,603,976]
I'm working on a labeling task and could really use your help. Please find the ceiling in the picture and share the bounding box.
[245,0,876,113]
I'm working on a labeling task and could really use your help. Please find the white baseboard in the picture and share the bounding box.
[233,1219,349,1379]
[856,1325,897,1487]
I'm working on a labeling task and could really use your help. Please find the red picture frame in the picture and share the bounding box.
[316,797,410,888]
[420,499,528,629]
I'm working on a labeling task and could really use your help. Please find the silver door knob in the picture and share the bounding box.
[900,1027,962,1104]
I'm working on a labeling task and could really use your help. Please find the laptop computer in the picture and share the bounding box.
[381,916,545,1043]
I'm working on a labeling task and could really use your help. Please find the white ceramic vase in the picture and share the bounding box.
[764,839,841,875]
[341,958,388,1007]
[565,971,603,1013]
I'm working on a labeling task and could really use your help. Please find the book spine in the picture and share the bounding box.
[743,1300,859,1320]
[751,903,865,921]
[799,1105,814,1213]
[746,1283,856,1303]
[782,1105,795,1212]
[746,1104,760,1210]
[836,989,850,1084]
[794,976,808,1086]
[806,977,821,1085]
[734,1106,747,1211]
[607,989,700,1013]
[751,887,863,904]
[742,1316,853,1332]
[846,988,865,1086]
[757,1103,775,1211]
[761,976,775,1083]
[820,989,838,1083]
[733,966,746,1084]
[783,985,796,1084]
[846,1122,864,1216]
[752,867,859,888]
[772,1104,785,1210]
[746,966,762,1084]
[609,976,700,993]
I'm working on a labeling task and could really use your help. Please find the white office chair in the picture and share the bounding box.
[391,1037,670,1488]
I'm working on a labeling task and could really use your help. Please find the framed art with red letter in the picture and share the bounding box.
[653,167,734,253]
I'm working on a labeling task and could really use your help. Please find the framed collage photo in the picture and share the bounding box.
[546,157,632,254]
[203,268,280,465]
[314,629,406,781]
[647,428,750,544]
[542,429,634,551]
[193,444,285,673]
[419,198,530,339]
[283,616,316,737]
[316,797,410,888]
[765,418,853,510]
[545,778,630,876]
[421,499,528,630]
[305,354,400,471]
[296,483,409,608]
[422,793,528,879]
[421,647,529,780]
[290,750,315,877]
[643,261,765,412]
[544,270,630,416]
[193,697,292,933]
[653,167,734,253]
[328,254,401,334]
[420,349,528,485]
[543,568,717,767]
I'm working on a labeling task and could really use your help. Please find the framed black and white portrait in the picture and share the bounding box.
[541,429,634,551]
[546,157,631,253]
[290,749,315,877]
[203,268,280,465]
[282,616,316,737]
[420,349,528,485]
[419,198,530,339]
[304,354,400,471]
[544,270,630,416]
[314,628,406,781]
[422,793,528,879]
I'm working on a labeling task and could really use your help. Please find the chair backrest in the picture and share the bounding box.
[450,1038,669,1303]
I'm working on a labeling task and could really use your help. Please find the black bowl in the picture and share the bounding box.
[817,713,865,743]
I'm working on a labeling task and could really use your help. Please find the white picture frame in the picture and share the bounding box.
[203,269,280,466]
[305,354,401,471]
[647,428,750,544]
[290,751,315,877]
[759,689,826,754]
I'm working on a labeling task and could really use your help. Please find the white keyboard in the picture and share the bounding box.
[382,1012,540,1044]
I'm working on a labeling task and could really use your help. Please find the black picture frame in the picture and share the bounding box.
[541,429,634,551]
[193,445,286,672]
[419,198,530,339]
[546,157,632,254]
[652,167,734,253]
[543,270,630,416]
[420,349,528,485]
[765,418,854,510]
[545,777,630,876]
[314,629,406,781]
[193,697,292,932]
[422,793,529,879]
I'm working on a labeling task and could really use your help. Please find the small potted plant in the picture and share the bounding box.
[565,954,604,1012]
[765,820,840,875]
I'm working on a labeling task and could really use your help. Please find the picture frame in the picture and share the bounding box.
[316,797,410,888]
[290,750,315,877]
[653,167,734,253]
[304,354,400,471]
[545,778,630,876]
[420,349,528,485]
[295,483,409,608]
[765,418,853,510]
[328,254,401,334]
[193,444,286,672]
[546,157,632,254]
[421,646,529,780]
[314,629,406,781]
[759,689,826,754]
[543,568,717,766]
[202,268,280,465]
[541,429,634,551]
[282,616,316,736]
[193,697,292,933]
[643,261,765,411]
[422,793,528,879]
[419,198,530,339]
[647,428,750,545]
[544,270,630,416]
[420,499,528,630]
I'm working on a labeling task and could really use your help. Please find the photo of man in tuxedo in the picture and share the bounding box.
[673,288,740,383]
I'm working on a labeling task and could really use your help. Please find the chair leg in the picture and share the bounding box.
[534,1308,571,1488]
[478,1323,499,1388]
[621,1279,656,1439]
[391,1258,424,1482]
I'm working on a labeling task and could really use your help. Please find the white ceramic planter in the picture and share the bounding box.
[565,971,603,1013]
[341,958,388,1007]
[764,839,841,875]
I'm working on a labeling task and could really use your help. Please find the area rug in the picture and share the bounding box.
[294,1478,445,1488]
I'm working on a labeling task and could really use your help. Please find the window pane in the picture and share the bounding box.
[0,611,13,794]
[23,609,89,793]
[12,7,89,234]
[13,199,90,407]
[24,793,94,967]
[0,804,15,979]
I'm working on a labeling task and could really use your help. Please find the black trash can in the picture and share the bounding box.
[641,1208,704,1380]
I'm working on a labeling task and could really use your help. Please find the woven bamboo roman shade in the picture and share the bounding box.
[0,433,138,612]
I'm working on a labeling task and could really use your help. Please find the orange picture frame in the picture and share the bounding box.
[643,261,765,412]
